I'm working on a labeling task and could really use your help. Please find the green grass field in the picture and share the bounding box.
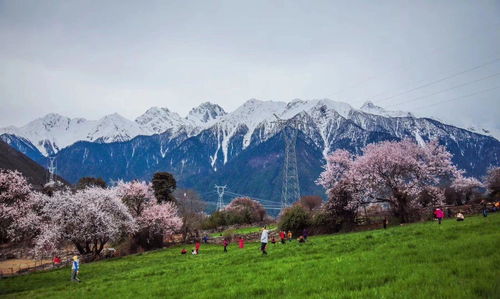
[210,225,277,237]
[1,214,499,298]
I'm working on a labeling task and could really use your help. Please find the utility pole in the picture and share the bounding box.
[271,114,303,211]
[47,157,56,185]
[215,185,227,211]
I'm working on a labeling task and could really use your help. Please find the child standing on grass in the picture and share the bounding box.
[261,226,269,255]
[287,231,293,242]
[279,231,286,244]
[434,208,444,224]
[71,256,80,282]
[239,237,245,249]
[195,241,201,254]
[223,239,229,252]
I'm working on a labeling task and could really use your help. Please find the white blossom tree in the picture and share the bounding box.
[116,180,155,217]
[451,176,483,204]
[34,187,136,257]
[0,169,40,243]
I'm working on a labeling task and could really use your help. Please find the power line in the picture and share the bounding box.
[224,191,280,205]
[409,85,500,111]
[385,72,500,108]
[329,25,500,98]
[373,57,500,104]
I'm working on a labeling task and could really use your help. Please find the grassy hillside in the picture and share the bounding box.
[1,215,499,298]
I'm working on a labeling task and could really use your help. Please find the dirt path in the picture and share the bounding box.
[0,259,52,275]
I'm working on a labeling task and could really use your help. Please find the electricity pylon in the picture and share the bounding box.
[47,157,56,184]
[215,185,227,211]
[272,114,303,211]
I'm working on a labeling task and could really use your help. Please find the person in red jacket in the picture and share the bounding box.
[279,231,286,244]
[53,256,61,264]
[223,239,229,252]
[434,208,444,224]
[238,237,245,249]
[195,241,201,254]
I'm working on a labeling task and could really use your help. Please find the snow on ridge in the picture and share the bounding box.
[359,101,413,118]
[0,112,147,156]
[186,101,226,126]
[2,98,496,157]
[135,106,186,134]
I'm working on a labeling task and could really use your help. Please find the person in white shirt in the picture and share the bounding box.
[260,226,269,255]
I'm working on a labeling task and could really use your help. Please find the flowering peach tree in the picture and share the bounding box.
[318,140,462,223]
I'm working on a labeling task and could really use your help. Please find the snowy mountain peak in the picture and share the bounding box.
[135,107,185,134]
[360,101,413,118]
[2,99,496,158]
[186,102,226,125]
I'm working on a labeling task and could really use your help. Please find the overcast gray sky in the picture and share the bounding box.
[0,0,499,134]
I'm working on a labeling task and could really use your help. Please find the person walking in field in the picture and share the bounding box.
[223,239,229,252]
[302,228,308,241]
[279,231,286,244]
[261,226,269,255]
[195,241,201,254]
[434,208,444,224]
[287,230,293,242]
[383,217,389,229]
[238,237,245,249]
[71,256,81,282]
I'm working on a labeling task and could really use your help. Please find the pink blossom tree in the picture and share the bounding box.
[316,150,363,226]
[0,169,39,243]
[34,187,136,257]
[116,180,155,217]
[137,202,182,240]
[451,176,483,204]
[318,140,461,223]
[116,180,182,249]
[485,167,500,199]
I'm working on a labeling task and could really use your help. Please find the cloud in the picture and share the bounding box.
[0,0,498,133]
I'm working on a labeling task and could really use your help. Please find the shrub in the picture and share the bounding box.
[310,210,338,234]
[224,197,266,224]
[222,229,236,242]
[202,211,227,230]
[278,205,312,235]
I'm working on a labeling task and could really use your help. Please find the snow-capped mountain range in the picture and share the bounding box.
[0,101,227,156]
[1,99,494,157]
[2,98,498,204]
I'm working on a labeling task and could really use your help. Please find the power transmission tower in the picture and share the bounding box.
[215,185,227,211]
[272,114,303,211]
[47,157,56,184]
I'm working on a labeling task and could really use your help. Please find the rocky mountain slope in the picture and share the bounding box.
[1,99,498,204]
